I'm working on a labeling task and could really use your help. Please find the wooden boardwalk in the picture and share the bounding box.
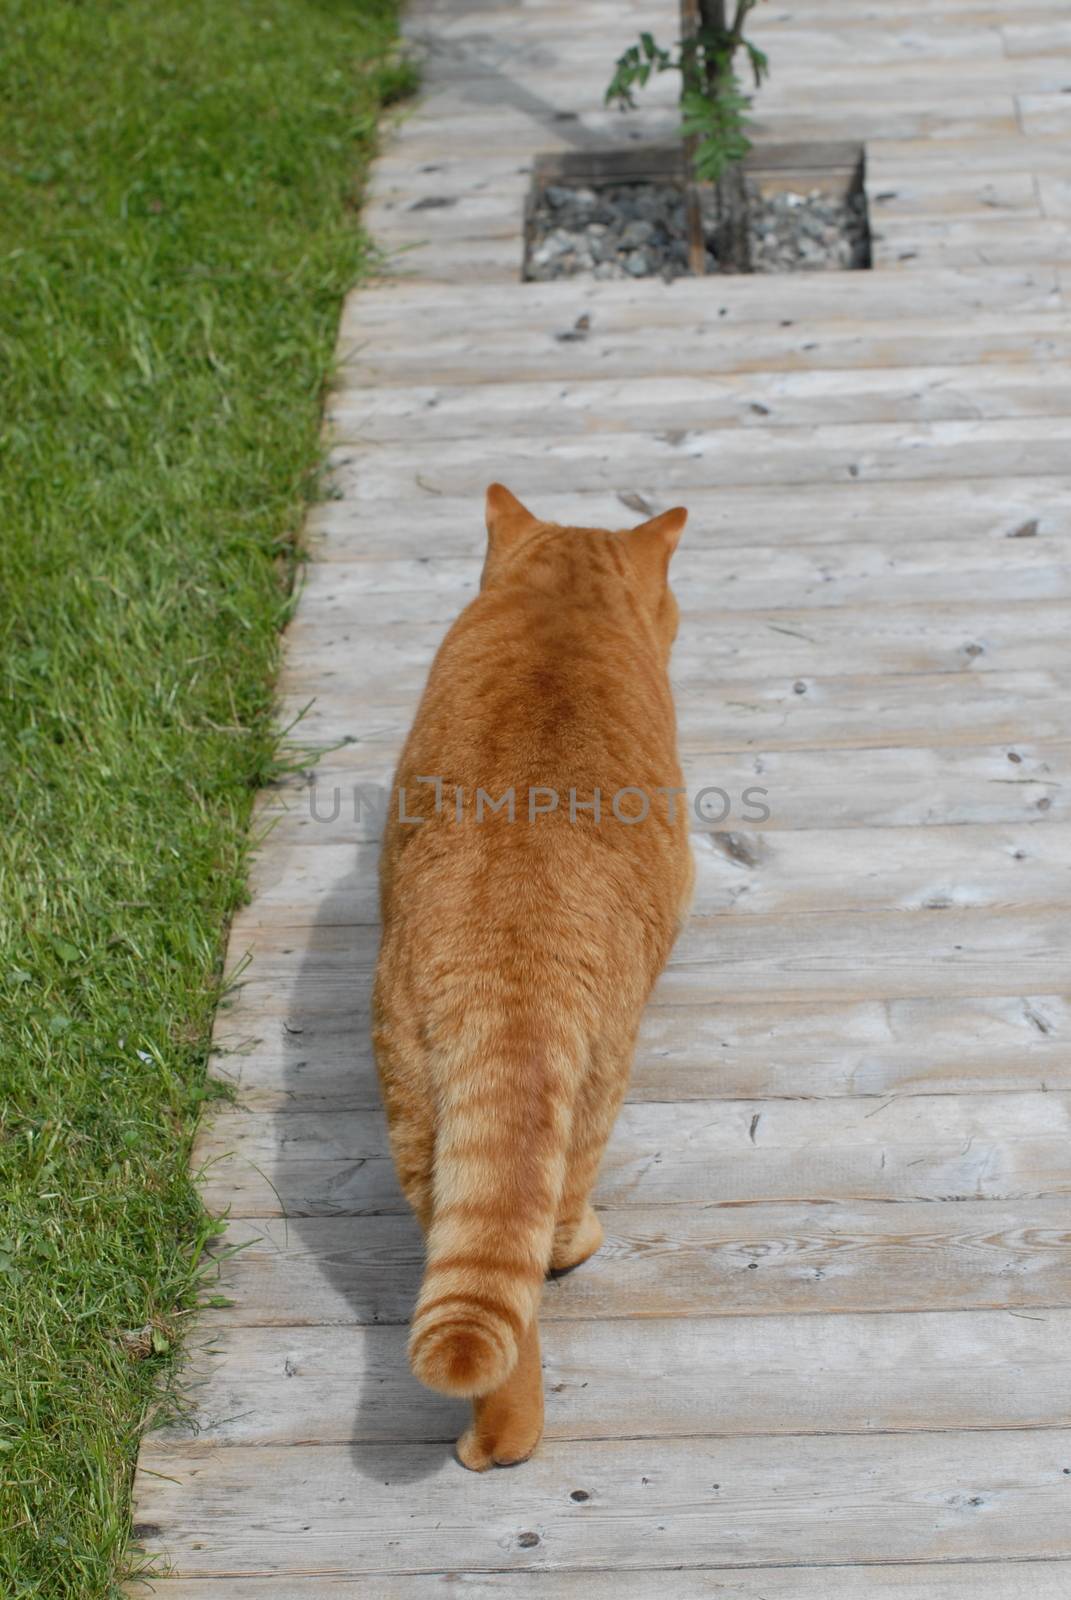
[132,0,1071,1593]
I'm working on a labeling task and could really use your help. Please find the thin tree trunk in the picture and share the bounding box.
[678,0,708,275]
[715,162,751,273]
[699,0,752,273]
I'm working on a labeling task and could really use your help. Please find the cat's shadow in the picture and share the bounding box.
[284,811,466,1485]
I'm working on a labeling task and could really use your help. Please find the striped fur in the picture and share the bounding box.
[373,485,693,1465]
[408,1029,575,1396]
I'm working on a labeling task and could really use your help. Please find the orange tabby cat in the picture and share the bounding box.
[372,483,693,1470]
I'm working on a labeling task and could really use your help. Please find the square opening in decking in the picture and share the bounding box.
[524,140,871,282]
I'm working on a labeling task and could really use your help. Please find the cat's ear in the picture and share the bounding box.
[628,506,687,583]
[485,483,539,551]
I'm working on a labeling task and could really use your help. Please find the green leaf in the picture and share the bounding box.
[744,39,769,86]
[605,30,675,106]
[48,935,82,964]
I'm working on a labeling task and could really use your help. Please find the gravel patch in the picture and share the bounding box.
[526,178,870,280]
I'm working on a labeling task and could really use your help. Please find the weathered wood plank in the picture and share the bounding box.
[342,313,1071,383]
[325,421,1071,499]
[307,479,1071,556]
[198,1089,1071,1163]
[216,905,1071,994]
[415,0,1071,25]
[198,1125,1071,1215]
[413,50,1071,98]
[412,82,1057,148]
[262,741,1069,832]
[285,671,1071,755]
[1018,93,1071,136]
[210,991,1070,1105]
[387,100,1019,158]
[419,20,1004,64]
[296,539,1071,612]
[327,363,1071,441]
[231,823,1071,934]
[342,263,1065,329]
[364,190,528,246]
[1038,178,1071,220]
[130,1429,1071,1577]
[125,1561,1071,1600]
[188,1200,1071,1321]
[151,1307,1071,1449]
[341,270,1061,335]
[1003,21,1071,56]
[872,217,1071,270]
[866,132,1071,174]
[195,1086,1071,1217]
[281,604,1070,697]
[412,0,1068,29]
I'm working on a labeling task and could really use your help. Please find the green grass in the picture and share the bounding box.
[0,2,412,1591]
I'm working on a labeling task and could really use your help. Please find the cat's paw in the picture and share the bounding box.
[455,1418,542,1472]
[549,1204,604,1275]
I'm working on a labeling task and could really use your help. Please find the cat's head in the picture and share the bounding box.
[481,483,687,654]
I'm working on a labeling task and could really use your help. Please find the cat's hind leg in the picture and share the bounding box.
[548,1028,633,1273]
[373,1012,436,1232]
[550,1202,604,1275]
[455,1315,544,1471]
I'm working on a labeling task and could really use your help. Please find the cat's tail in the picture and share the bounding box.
[408,1028,575,1398]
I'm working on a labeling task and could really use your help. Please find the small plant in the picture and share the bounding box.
[605,1,769,271]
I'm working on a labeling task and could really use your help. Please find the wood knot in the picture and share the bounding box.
[711,831,761,869]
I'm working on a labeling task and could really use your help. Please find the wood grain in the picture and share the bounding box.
[210,992,1070,1106]
[184,1195,1071,1325]
[131,1429,1071,1577]
[151,1306,1071,1448]
[297,536,1071,610]
[328,363,1071,442]
[341,313,1071,385]
[305,477,1071,555]
[229,821,1071,936]
[212,905,1071,999]
[259,739,1069,837]
[126,1562,1071,1600]
[195,1083,1071,1214]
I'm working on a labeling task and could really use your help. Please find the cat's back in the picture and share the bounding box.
[398,556,678,792]
[378,531,691,1000]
